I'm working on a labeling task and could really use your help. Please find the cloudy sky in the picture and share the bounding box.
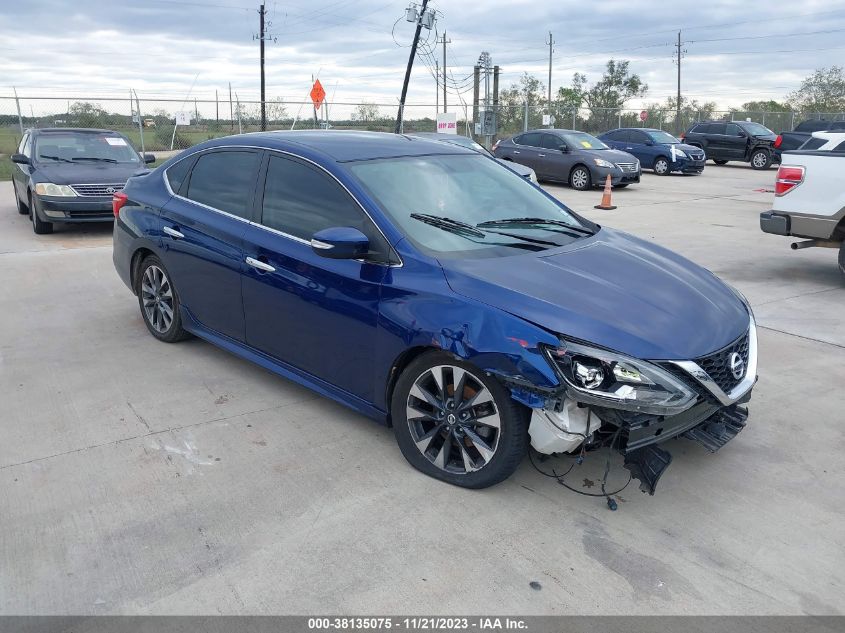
[2,0,845,117]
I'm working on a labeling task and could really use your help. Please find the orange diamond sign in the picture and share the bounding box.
[310,80,326,109]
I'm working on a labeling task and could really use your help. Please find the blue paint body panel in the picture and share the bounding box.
[114,131,749,425]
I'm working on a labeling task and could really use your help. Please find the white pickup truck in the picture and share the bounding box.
[760,149,845,276]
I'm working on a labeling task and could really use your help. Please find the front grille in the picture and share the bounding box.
[695,331,750,394]
[70,183,125,197]
[688,152,705,161]
[616,162,639,172]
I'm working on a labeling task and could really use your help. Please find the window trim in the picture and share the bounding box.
[163,144,402,267]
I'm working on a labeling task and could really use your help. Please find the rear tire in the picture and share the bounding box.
[750,149,771,170]
[29,194,53,235]
[391,351,528,489]
[713,159,729,165]
[136,255,191,343]
[839,242,845,278]
[569,166,592,191]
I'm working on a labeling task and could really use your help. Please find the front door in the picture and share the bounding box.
[240,153,395,403]
[159,148,263,342]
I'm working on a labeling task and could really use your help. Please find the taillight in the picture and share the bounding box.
[774,165,804,196]
[774,134,783,149]
[112,191,128,217]
[678,132,685,140]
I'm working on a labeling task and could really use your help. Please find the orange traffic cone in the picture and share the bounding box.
[594,174,617,210]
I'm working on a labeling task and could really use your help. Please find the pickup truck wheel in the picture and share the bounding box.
[713,159,729,165]
[839,243,845,278]
[751,150,772,170]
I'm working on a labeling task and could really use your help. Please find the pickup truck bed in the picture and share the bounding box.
[775,120,845,160]
[761,150,845,276]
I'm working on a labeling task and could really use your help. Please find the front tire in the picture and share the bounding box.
[136,255,190,343]
[569,166,592,191]
[29,194,53,234]
[653,157,670,175]
[750,150,771,170]
[391,351,528,489]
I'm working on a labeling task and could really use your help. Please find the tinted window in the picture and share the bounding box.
[709,123,727,135]
[603,130,623,142]
[540,134,562,150]
[261,155,390,260]
[802,137,827,150]
[518,133,542,147]
[629,131,650,144]
[166,157,193,194]
[186,151,261,219]
[833,141,845,152]
[795,120,828,132]
[725,123,742,136]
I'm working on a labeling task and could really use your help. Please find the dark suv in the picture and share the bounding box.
[681,120,777,170]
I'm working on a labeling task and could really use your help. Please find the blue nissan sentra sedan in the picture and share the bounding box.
[599,128,706,175]
[112,131,756,495]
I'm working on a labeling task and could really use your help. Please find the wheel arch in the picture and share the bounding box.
[569,162,592,180]
[130,247,157,295]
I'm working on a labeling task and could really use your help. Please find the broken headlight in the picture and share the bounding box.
[543,340,697,416]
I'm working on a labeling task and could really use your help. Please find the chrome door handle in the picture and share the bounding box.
[538,153,546,157]
[163,226,184,239]
[245,256,275,273]
[513,150,520,154]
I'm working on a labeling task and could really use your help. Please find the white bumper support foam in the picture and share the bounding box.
[528,399,601,455]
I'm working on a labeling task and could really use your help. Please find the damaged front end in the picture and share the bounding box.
[514,315,757,496]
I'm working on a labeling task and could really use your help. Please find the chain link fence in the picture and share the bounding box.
[3,94,845,162]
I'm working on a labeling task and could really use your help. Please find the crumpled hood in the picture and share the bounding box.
[440,228,749,360]
[33,162,144,187]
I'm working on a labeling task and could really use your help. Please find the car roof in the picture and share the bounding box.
[202,130,472,162]
[28,128,125,135]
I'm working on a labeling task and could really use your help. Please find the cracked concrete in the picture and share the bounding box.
[0,167,843,615]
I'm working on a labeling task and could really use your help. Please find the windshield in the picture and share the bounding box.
[742,122,774,137]
[558,132,608,150]
[646,130,682,144]
[34,133,141,163]
[347,154,593,259]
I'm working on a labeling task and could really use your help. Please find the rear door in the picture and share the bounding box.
[625,130,652,165]
[537,133,567,179]
[509,133,543,171]
[703,123,727,158]
[240,153,394,403]
[159,148,263,342]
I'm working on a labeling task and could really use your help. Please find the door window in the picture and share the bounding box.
[17,133,29,155]
[709,123,727,135]
[166,156,194,194]
[185,150,261,219]
[725,123,743,137]
[540,134,562,150]
[260,155,392,262]
[517,133,542,147]
[629,131,649,144]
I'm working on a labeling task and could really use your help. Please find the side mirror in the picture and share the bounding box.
[143,153,156,164]
[10,153,29,165]
[644,140,654,146]
[559,145,570,153]
[311,227,369,260]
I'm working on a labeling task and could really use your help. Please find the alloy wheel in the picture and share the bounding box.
[405,364,501,475]
[141,265,174,334]
[752,151,769,168]
[571,168,589,190]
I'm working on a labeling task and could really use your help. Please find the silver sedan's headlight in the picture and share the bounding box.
[35,183,77,197]
[593,158,615,169]
[544,340,697,415]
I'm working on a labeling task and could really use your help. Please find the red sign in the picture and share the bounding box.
[310,80,326,109]
[639,110,648,122]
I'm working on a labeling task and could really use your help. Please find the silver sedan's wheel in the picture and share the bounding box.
[141,264,174,334]
[654,157,669,175]
[406,365,500,475]
[570,167,591,190]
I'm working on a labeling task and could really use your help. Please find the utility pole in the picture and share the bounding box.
[546,31,554,128]
[493,65,500,145]
[472,64,480,141]
[229,82,234,131]
[436,60,439,113]
[437,30,451,113]
[259,3,266,130]
[674,31,686,134]
[215,89,219,124]
[394,0,433,134]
